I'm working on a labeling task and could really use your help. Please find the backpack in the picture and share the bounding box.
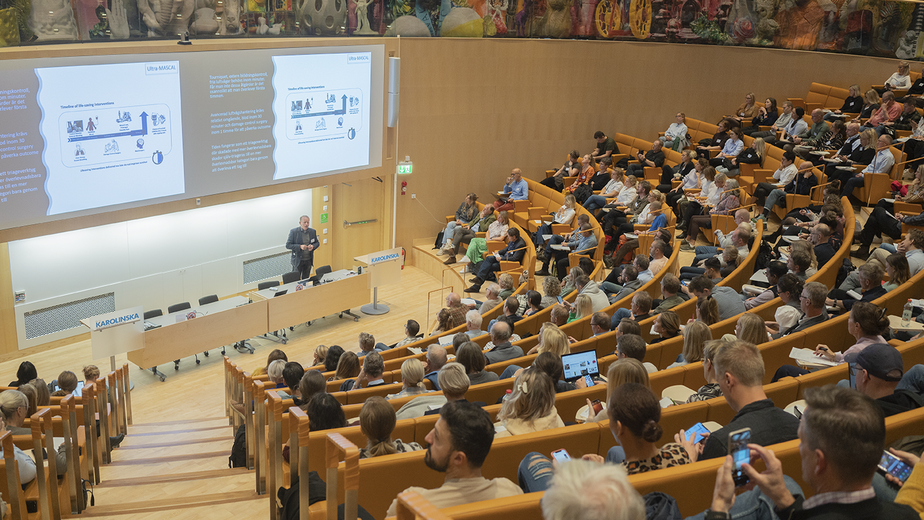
[573,184,593,205]
[433,230,444,249]
[754,242,774,271]
[835,258,857,288]
[643,491,682,520]
[229,423,247,468]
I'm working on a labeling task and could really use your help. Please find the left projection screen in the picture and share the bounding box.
[0,44,382,231]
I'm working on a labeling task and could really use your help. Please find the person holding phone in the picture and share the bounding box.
[703,385,918,520]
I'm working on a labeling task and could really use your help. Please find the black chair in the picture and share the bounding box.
[167,302,194,369]
[282,272,300,285]
[308,265,332,285]
[143,309,163,320]
[258,280,280,290]
[197,295,223,357]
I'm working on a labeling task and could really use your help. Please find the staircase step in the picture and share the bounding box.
[95,468,251,488]
[71,489,262,518]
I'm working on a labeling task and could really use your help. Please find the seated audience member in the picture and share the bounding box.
[688,275,746,321]
[883,60,914,92]
[397,363,472,419]
[3,387,69,474]
[592,130,619,161]
[523,352,580,393]
[789,109,830,153]
[440,193,480,252]
[484,321,523,365]
[461,210,509,268]
[533,194,576,246]
[9,361,37,388]
[702,385,918,520]
[853,343,923,417]
[692,211,750,263]
[772,280,826,339]
[542,150,580,190]
[487,296,522,332]
[540,276,563,309]
[648,237,671,274]
[442,204,496,265]
[83,364,101,383]
[627,140,666,179]
[788,249,813,281]
[616,334,657,373]
[0,394,37,484]
[681,179,741,251]
[610,291,653,330]
[497,273,516,299]
[52,370,78,397]
[824,85,861,122]
[736,313,768,345]
[494,168,528,212]
[386,358,430,400]
[322,345,344,373]
[765,107,808,146]
[279,362,305,404]
[465,228,527,293]
[661,112,689,150]
[582,357,654,424]
[539,224,597,280]
[653,274,685,315]
[667,321,712,369]
[604,265,641,303]
[526,323,571,357]
[650,311,681,344]
[565,294,593,323]
[312,345,329,367]
[809,223,836,268]
[751,150,798,207]
[457,342,500,386]
[696,118,732,157]
[564,154,594,194]
[842,134,894,198]
[853,208,924,260]
[744,261,789,310]
[663,151,699,205]
[827,262,887,313]
[386,401,523,516]
[331,351,360,382]
[522,290,543,317]
[710,127,745,167]
[395,320,421,348]
[863,90,902,130]
[600,180,651,244]
[430,309,453,337]
[585,165,626,215]
[423,345,449,390]
[537,214,590,271]
[684,339,727,403]
[519,382,691,495]
[751,100,795,139]
[443,293,468,330]
[825,128,876,185]
[494,370,564,438]
[539,460,645,520]
[339,351,385,392]
[479,283,503,313]
[549,304,570,327]
[298,371,326,411]
[695,295,720,326]
[464,310,487,339]
[682,227,750,280]
[588,311,610,338]
[676,340,799,463]
[267,360,286,389]
[358,397,423,459]
[756,162,817,221]
[306,393,348,432]
[746,97,780,133]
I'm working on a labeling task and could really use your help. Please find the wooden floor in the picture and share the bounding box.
[0,266,446,519]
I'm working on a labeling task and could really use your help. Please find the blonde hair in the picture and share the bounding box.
[0,390,27,420]
[538,324,571,357]
[790,239,818,270]
[400,358,425,388]
[498,273,515,291]
[606,358,650,394]
[573,294,593,320]
[497,370,556,423]
[753,138,766,159]
[682,321,712,363]
[564,194,577,209]
[864,89,880,105]
[359,397,399,457]
[649,190,665,204]
[737,313,768,345]
[333,352,360,380]
[313,345,329,366]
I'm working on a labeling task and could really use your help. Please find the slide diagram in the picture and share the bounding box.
[36,61,185,216]
[285,89,362,141]
[59,105,173,168]
[271,52,372,180]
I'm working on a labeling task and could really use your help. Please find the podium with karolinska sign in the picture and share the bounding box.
[80,306,145,372]
[354,247,403,315]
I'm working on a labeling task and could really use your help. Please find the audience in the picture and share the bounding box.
[395,320,421,348]
[0,392,37,484]
[688,275,746,321]
[464,310,487,339]
[494,370,564,438]
[297,371,326,411]
[684,339,726,403]
[540,460,645,520]
[397,363,472,419]
[853,343,923,417]
[358,397,423,459]
[484,321,523,364]
[386,358,430,400]
[323,345,345,373]
[339,351,385,391]
[479,284,503,313]
[423,345,449,390]
[650,311,681,344]
[456,342,499,386]
[331,351,360,382]
[667,321,711,369]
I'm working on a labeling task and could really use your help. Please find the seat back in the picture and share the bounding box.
[167,302,191,314]
[282,271,301,284]
[143,309,163,320]
[198,294,219,306]
[257,281,280,290]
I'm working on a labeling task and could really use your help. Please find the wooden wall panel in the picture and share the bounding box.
[0,243,15,355]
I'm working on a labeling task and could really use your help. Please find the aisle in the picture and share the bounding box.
[73,417,262,519]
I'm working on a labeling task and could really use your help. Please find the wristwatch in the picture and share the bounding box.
[705,511,729,520]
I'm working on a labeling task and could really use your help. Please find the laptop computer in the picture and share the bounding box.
[561,350,600,384]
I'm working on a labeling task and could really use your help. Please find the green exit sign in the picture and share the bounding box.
[397,163,413,175]
[319,213,328,223]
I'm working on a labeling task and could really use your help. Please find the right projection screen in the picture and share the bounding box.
[0,44,383,231]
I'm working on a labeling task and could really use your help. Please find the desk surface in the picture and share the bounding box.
[250,269,357,301]
[145,296,250,328]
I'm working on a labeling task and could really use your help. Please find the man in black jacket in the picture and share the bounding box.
[465,228,526,293]
[773,282,828,339]
[703,385,918,520]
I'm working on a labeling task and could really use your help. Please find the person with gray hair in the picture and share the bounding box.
[827,262,887,313]
[675,340,798,463]
[540,460,645,520]
[773,281,827,339]
[424,345,449,390]
[395,363,473,419]
[484,321,523,365]
[0,390,38,484]
[267,359,286,387]
[339,351,386,392]
[465,310,486,340]
[479,283,503,313]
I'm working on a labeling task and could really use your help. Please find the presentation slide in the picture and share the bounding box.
[271,53,371,180]
[0,44,383,232]
[36,62,185,215]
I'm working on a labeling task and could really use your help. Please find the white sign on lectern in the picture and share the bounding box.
[354,247,403,315]
[80,306,145,361]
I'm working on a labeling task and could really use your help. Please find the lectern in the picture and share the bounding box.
[353,248,403,315]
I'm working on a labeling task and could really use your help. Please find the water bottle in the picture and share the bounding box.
[902,299,913,327]
[503,389,512,401]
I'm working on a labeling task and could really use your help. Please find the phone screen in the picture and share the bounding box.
[879,451,913,484]
[684,422,710,443]
[584,375,595,388]
[551,449,571,463]
[591,399,603,414]
[729,428,752,487]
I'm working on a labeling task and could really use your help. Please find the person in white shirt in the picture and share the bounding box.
[881,60,912,92]
[584,168,626,215]
[661,112,689,151]
[751,150,798,207]
[533,194,576,247]
[386,401,523,517]
[842,133,894,199]
[764,274,803,338]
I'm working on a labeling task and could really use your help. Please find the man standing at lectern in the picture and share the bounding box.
[286,215,320,280]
